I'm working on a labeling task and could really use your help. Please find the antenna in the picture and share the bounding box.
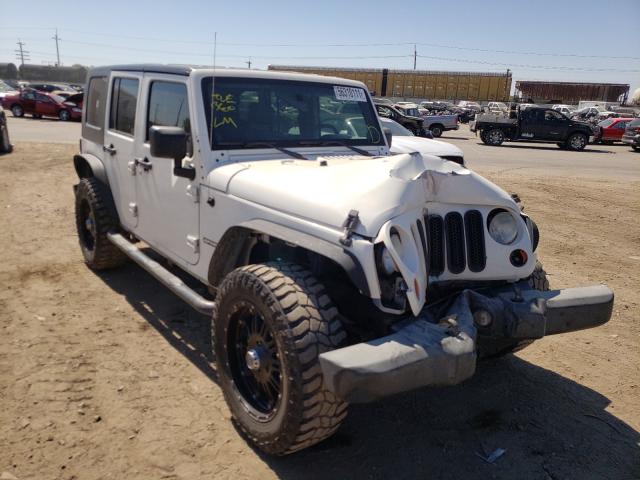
[209,32,217,149]
[246,57,252,69]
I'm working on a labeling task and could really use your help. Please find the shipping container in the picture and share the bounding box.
[268,65,513,102]
[515,81,630,104]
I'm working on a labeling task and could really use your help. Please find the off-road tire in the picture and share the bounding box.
[479,130,488,144]
[74,178,126,270]
[213,263,348,455]
[430,124,443,137]
[565,132,588,151]
[480,261,549,359]
[11,105,23,118]
[0,119,12,154]
[485,128,505,146]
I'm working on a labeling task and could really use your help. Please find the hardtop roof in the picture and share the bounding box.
[87,64,367,88]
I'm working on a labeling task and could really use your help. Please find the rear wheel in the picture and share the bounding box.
[74,178,126,270]
[213,263,348,455]
[486,128,505,146]
[430,124,443,137]
[11,105,23,118]
[565,132,588,151]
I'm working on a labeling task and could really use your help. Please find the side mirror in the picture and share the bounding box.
[383,127,392,146]
[149,126,195,180]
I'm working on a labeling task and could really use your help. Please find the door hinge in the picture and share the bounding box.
[186,235,200,253]
[128,202,138,217]
[127,160,137,176]
[186,184,199,203]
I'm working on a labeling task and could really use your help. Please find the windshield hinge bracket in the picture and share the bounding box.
[339,209,360,247]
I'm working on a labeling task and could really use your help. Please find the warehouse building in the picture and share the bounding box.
[515,81,629,104]
[268,65,512,102]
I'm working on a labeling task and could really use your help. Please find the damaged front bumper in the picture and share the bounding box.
[319,283,613,403]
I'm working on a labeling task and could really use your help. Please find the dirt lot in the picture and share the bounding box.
[1,140,639,480]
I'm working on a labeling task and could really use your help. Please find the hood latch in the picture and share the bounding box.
[339,210,360,247]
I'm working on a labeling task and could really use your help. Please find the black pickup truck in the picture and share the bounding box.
[470,107,595,151]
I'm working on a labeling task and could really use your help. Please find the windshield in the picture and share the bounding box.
[401,107,421,117]
[202,77,384,149]
[381,118,413,136]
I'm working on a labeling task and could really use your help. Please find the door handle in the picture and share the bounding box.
[103,144,117,155]
[135,157,153,172]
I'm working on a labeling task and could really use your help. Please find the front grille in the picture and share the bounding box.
[445,212,466,274]
[426,210,486,276]
[464,210,486,272]
[427,215,445,276]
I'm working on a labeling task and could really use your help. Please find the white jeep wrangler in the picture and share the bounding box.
[73,65,613,455]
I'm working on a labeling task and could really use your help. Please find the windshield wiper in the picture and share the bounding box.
[244,142,308,160]
[300,140,374,157]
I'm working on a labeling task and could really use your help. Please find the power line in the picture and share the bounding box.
[3,29,638,61]
[416,54,640,73]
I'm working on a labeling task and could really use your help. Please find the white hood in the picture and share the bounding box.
[209,152,516,237]
[390,136,464,160]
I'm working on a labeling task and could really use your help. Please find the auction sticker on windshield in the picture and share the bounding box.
[334,86,367,102]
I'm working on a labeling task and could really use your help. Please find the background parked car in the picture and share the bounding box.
[621,118,640,151]
[552,104,575,117]
[0,80,19,100]
[380,117,464,165]
[374,102,426,136]
[1,89,82,121]
[27,82,76,94]
[594,118,634,144]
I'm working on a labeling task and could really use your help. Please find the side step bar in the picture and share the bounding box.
[107,233,216,315]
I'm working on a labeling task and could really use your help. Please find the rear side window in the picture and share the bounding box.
[146,81,190,139]
[109,77,139,136]
[629,119,640,128]
[86,76,107,129]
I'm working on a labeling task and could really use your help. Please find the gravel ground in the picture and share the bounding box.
[0,137,638,480]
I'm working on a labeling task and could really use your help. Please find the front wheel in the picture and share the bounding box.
[565,132,588,151]
[11,105,23,118]
[58,109,70,121]
[213,263,348,455]
[479,261,549,359]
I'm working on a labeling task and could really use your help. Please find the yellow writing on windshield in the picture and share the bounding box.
[213,93,238,128]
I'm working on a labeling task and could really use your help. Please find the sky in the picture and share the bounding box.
[1,0,639,96]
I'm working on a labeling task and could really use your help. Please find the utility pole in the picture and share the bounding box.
[15,40,30,66]
[52,28,61,66]
[413,44,417,70]
[245,58,252,69]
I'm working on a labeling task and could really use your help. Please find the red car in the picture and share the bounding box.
[595,117,634,144]
[1,89,82,121]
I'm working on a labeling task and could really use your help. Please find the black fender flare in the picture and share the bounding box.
[207,222,371,296]
[73,153,119,220]
[73,153,109,185]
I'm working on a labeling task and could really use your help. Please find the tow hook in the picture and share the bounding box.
[339,209,360,246]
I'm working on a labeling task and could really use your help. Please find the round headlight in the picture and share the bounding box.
[380,247,397,275]
[488,210,518,245]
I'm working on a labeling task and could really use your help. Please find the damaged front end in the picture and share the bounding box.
[319,282,613,403]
